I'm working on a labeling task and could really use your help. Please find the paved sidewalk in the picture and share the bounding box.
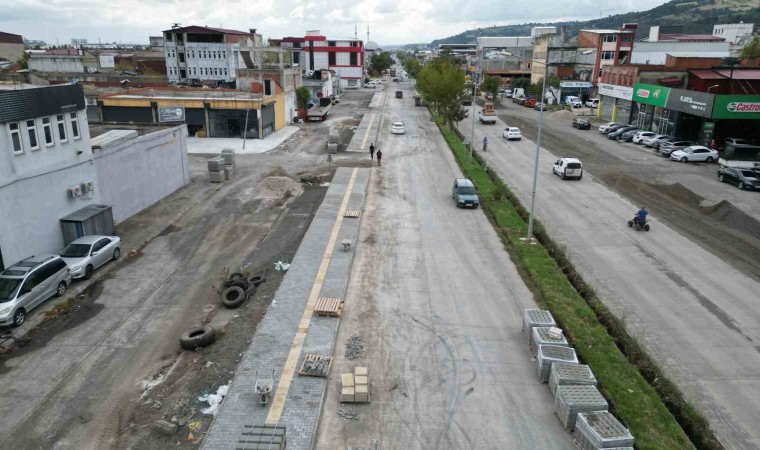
[187,126,300,155]
[202,167,369,450]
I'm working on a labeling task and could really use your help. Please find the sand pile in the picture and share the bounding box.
[255,176,303,207]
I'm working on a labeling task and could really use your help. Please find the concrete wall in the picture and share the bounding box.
[92,125,190,224]
[631,42,729,64]
[285,91,296,124]
[29,56,85,73]
[0,42,24,64]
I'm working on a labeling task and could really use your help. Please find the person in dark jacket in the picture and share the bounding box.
[376,149,382,166]
[370,143,375,160]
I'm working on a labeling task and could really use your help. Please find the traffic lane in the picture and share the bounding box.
[461,115,760,448]
[317,81,575,449]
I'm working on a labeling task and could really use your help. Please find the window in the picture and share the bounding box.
[222,51,226,59]
[603,34,617,43]
[178,52,185,63]
[223,68,227,76]
[26,119,39,150]
[350,52,357,65]
[328,51,336,65]
[42,117,53,146]
[69,113,80,140]
[601,51,615,60]
[8,122,23,154]
[328,41,336,46]
[56,114,67,143]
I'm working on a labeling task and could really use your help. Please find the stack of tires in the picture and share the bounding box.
[221,271,266,309]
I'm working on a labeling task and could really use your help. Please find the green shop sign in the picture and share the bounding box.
[711,95,760,120]
[632,83,670,108]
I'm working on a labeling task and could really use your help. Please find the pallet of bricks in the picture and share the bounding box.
[341,367,370,403]
[236,423,286,450]
[522,309,635,450]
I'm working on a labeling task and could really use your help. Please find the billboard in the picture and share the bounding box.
[157,106,186,123]
[632,83,670,108]
[665,89,715,118]
[598,83,633,101]
[711,95,760,120]
[99,55,115,69]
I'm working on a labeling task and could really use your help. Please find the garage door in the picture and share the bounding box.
[102,106,153,123]
[599,96,614,122]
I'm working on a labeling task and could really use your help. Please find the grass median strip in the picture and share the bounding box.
[435,117,720,450]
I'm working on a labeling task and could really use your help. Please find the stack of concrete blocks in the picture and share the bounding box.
[221,148,236,180]
[327,128,339,154]
[207,157,226,183]
[340,367,370,403]
[549,363,597,397]
[522,309,556,342]
[531,326,569,356]
[574,411,634,450]
[341,373,355,402]
[554,385,608,431]
[537,344,578,383]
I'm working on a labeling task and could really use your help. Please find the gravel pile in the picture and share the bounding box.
[345,335,364,360]
[338,408,361,420]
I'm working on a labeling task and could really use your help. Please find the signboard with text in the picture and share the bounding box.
[711,95,760,120]
[632,83,670,108]
[560,81,592,88]
[598,83,633,101]
[665,88,715,118]
[157,106,186,123]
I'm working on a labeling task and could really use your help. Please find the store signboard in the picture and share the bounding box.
[665,88,714,118]
[560,81,592,88]
[598,83,633,101]
[711,95,760,120]
[157,106,185,123]
[632,83,669,108]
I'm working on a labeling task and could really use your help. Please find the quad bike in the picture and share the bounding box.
[627,216,650,232]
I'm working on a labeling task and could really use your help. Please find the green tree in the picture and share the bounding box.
[741,36,760,60]
[296,87,311,110]
[417,57,468,129]
[512,77,530,90]
[16,52,30,69]
[481,76,500,99]
[403,58,422,79]
[370,51,393,75]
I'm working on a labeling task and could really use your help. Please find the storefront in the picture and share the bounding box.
[559,81,593,104]
[709,95,760,146]
[597,83,634,124]
[631,83,716,142]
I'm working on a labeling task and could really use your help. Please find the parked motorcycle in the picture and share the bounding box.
[627,216,650,232]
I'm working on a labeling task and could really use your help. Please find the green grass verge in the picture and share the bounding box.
[434,116,722,450]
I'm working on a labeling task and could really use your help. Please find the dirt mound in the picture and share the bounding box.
[551,109,575,120]
[700,200,760,240]
[255,176,303,207]
[656,182,703,206]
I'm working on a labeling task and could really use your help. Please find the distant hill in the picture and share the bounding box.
[429,0,759,46]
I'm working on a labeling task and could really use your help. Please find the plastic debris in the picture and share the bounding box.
[198,385,229,416]
[275,261,290,272]
[320,182,331,187]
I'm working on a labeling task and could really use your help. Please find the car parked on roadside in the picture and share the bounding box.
[632,131,656,144]
[391,121,406,134]
[553,158,583,180]
[0,255,71,327]
[608,126,637,140]
[512,96,527,105]
[60,235,122,280]
[643,134,672,147]
[585,99,599,108]
[598,122,621,133]
[619,128,642,142]
[669,146,719,163]
[602,123,626,135]
[572,118,591,130]
[502,126,522,140]
[565,96,583,108]
[452,178,480,208]
[659,140,696,156]
[718,167,760,190]
[535,102,547,111]
[653,137,679,150]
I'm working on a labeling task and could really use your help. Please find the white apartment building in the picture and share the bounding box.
[273,31,364,89]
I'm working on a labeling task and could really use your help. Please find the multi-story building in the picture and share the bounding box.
[578,24,637,84]
[713,23,755,45]
[28,48,98,73]
[631,26,729,65]
[0,31,25,66]
[530,31,596,85]
[475,35,535,85]
[271,31,364,89]
[163,25,261,84]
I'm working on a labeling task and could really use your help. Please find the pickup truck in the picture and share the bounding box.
[478,106,497,124]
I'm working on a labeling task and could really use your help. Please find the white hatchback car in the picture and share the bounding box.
[553,157,583,180]
[669,146,719,163]
[632,131,656,144]
[391,121,405,134]
[598,122,621,133]
[502,127,522,140]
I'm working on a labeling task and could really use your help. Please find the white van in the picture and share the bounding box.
[553,158,583,180]
[585,98,599,108]
[565,96,582,108]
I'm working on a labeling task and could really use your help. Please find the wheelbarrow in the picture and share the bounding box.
[255,369,274,407]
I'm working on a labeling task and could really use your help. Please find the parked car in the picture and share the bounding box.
[669,146,719,163]
[603,123,627,135]
[620,128,642,142]
[608,126,637,140]
[502,126,522,140]
[0,255,71,327]
[643,134,672,147]
[653,137,679,150]
[723,137,749,147]
[565,96,582,108]
[659,140,696,156]
[553,158,583,180]
[59,235,122,280]
[535,102,547,111]
[572,118,591,130]
[523,99,537,108]
[585,99,599,108]
[598,122,621,133]
[632,131,656,144]
[391,121,405,134]
[452,178,479,208]
[718,167,760,190]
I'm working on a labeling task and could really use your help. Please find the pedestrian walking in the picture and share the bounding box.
[370,143,375,160]
[376,149,382,166]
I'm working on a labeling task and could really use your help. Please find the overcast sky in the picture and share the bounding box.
[1,0,671,46]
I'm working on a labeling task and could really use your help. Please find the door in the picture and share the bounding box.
[20,269,47,310]
[554,160,562,175]
[91,239,111,268]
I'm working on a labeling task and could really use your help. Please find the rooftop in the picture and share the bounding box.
[101,87,262,101]
[88,123,176,139]
[580,29,633,34]
[0,31,24,45]
[162,25,253,35]
[659,34,725,42]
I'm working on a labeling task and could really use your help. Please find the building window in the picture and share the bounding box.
[26,119,39,150]
[69,113,80,140]
[222,51,226,59]
[601,51,615,60]
[42,117,54,146]
[178,52,185,63]
[328,41,336,46]
[603,34,617,43]
[350,52,357,65]
[328,51,336,65]
[56,114,67,143]
[223,68,228,76]
[8,122,23,154]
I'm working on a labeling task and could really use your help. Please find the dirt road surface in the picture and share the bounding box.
[315,83,574,449]
[460,105,760,449]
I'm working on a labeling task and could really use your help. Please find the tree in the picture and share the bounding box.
[741,36,760,60]
[403,58,422,79]
[416,57,468,129]
[296,87,311,110]
[370,52,393,75]
[16,52,30,69]
[481,76,500,100]
[512,77,530,90]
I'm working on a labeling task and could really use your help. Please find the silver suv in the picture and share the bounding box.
[0,255,71,327]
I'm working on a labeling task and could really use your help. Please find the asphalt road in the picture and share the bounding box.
[315,82,575,449]
[460,108,760,449]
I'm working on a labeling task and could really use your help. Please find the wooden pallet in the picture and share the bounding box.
[315,297,343,317]
[299,354,333,377]
[344,210,361,218]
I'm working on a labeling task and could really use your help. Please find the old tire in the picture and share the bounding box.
[221,286,246,309]
[179,326,216,350]
[249,275,265,287]
[229,272,246,281]
[223,278,249,290]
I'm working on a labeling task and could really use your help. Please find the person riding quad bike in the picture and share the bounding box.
[628,206,650,231]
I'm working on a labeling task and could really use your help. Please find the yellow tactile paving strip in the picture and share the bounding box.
[265,168,358,425]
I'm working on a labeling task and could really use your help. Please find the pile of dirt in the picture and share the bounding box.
[700,200,760,240]
[551,109,576,120]
[254,176,303,207]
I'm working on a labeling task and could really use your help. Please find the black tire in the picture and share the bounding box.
[223,278,250,290]
[229,272,246,281]
[12,309,25,327]
[249,275,266,287]
[56,281,67,297]
[706,156,714,163]
[561,172,566,180]
[221,286,246,309]
[112,248,121,260]
[738,181,745,190]
[84,265,94,280]
[681,157,688,163]
[179,326,216,350]
[644,224,651,232]
[627,220,633,228]
[578,174,583,180]
[719,174,725,182]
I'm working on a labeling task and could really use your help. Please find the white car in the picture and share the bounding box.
[59,235,122,280]
[585,99,599,108]
[669,146,719,163]
[391,121,405,134]
[502,127,522,140]
[598,122,621,133]
[553,158,583,180]
[632,131,656,144]
[643,134,671,147]
[565,96,582,108]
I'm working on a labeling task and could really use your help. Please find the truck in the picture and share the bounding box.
[478,102,497,124]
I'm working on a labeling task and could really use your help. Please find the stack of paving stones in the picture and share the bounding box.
[207,157,226,183]
[221,148,236,179]
[549,363,597,397]
[574,411,634,450]
[554,385,609,431]
[341,367,370,403]
[237,424,286,450]
[522,309,556,342]
[531,326,569,356]
[537,344,578,383]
